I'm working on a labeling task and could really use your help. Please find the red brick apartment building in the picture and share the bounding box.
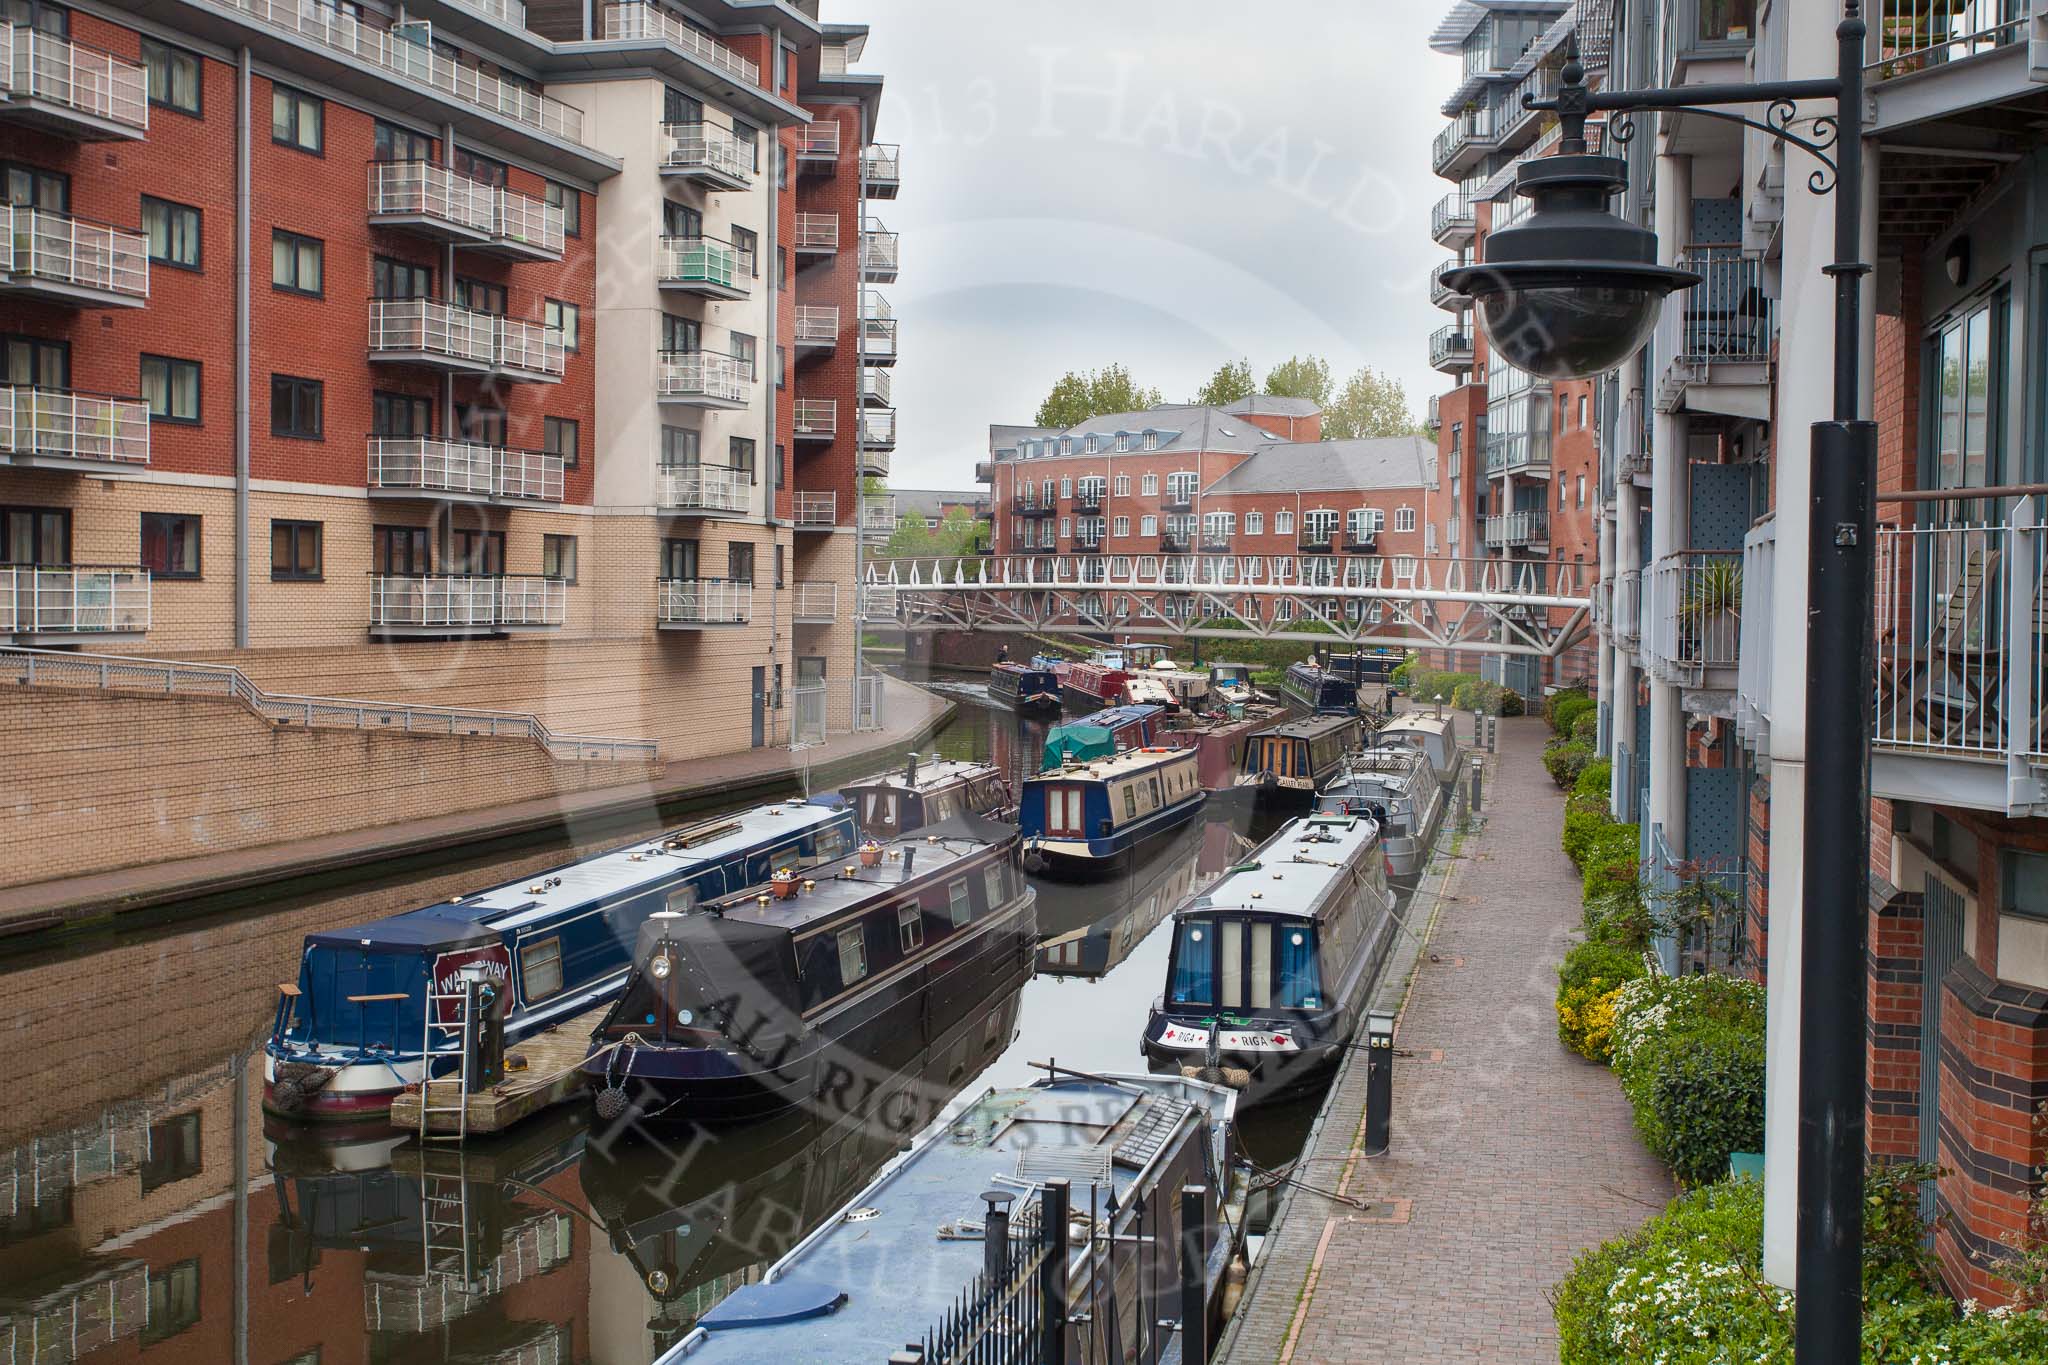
[0,0,896,889]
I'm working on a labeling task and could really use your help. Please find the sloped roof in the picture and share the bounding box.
[1202,435,1434,495]
[1223,395,1322,418]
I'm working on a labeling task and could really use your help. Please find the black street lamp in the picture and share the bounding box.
[1441,6,1877,1359]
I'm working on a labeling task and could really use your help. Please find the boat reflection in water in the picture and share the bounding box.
[1036,820,1247,981]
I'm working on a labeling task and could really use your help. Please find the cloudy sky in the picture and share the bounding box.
[847,0,1462,490]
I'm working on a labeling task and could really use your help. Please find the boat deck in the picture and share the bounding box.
[389,1004,608,1138]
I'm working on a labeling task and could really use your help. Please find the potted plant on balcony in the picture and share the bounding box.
[1678,559,1742,663]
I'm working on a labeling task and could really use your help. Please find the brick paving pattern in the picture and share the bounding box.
[1223,715,1670,1364]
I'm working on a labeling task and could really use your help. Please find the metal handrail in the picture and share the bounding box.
[862,367,894,406]
[659,120,754,182]
[0,204,149,297]
[862,143,901,182]
[0,565,150,634]
[496,315,567,377]
[493,185,567,255]
[605,2,760,84]
[794,305,841,342]
[0,644,655,759]
[657,462,750,513]
[368,436,564,502]
[1646,550,1743,681]
[795,212,840,249]
[1865,0,2025,76]
[0,385,149,464]
[793,397,837,435]
[797,122,841,155]
[657,235,745,290]
[861,407,898,446]
[369,297,497,365]
[793,581,839,621]
[792,490,838,526]
[657,578,752,625]
[0,25,148,130]
[860,223,900,272]
[657,350,750,403]
[368,160,496,235]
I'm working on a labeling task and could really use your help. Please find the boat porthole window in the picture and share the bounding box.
[677,1008,694,1025]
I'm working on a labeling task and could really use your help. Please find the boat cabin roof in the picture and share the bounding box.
[842,757,998,797]
[703,814,1013,933]
[1034,744,1194,785]
[1381,713,1454,740]
[1180,814,1380,921]
[1251,714,1359,742]
[1072,703,1163,729]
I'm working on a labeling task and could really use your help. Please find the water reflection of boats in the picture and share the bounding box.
[1036,819,1222,980]
[838,751,1015,839]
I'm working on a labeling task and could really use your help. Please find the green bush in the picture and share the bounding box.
[1544,738,1595,789]
[1453,677,1526,717]
[1571,708,1599,743]
[1556,941,1646,1062]
[1570,759,1612,813]
[1543,685,1590,730]
[1550,692,1596,737]
[1610,975,1768,1186]
[1580,821,1642,907]
[1562,806,1609,870]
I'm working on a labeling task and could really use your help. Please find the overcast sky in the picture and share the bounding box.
[846,0,1461,490]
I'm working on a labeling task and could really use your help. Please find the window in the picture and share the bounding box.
[139,1112,202,1193]
[141,39,202,115]
[372,392,430,438]
[542,534,577,583]
[1114,474,1131,497]
[898,904,923,952]
[270,520,321,580]
[837,924,868,984]
[662,314,701,353]
[270,85,322,153]
[456,403,505,445]
[374,120,433,163]
[143,1261,201,1345]
[982,863,1004,908]
[1577,474,1587,507]
[452,148,506,186]
[270,230,322,296]
[545,180,580,236]
[1140,514,1158,536]
[776,346,787,389]
[1113,516,1130,537]
[374,525,430,575]
[2,161,66,213]
[730,436,757,483]
[545,299,580,350]
[1245,511,1264,535]
[139,512,200,579]
[451,528,504,576]
[1166,471,1198,502]
[661,426,699,467]
[1060,477,1073,499]
[1578,394,1588,428]
[728,542,754,583]
[372,256,432,299]
[731,332,757,378]
[1042,785,1085,837]
[733,225,758,275]
[661,537,699,580]
[1141,473,1158,496]
[455,276,505,315]
[141,355,200,423]
[521,937,564,1001]
[544,416,579,469]
[1275,509,1295,535]
[2003,851,2048,921]
[141,196,200,269]
[270,376,322,439]
[948,879,973,926]
[1394,506,1416,532]
[732,117,760,168]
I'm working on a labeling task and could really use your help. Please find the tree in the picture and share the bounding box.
[1033,364,1162,427]
[1194,358,1255,407]
[1263,354,1333,407]
[1324,365,1422,439]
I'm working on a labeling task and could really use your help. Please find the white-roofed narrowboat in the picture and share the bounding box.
[1019,745,1205,880]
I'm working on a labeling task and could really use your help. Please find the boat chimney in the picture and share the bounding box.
[902,844,917,878]
[904,751,919,786]
[981,1189,1014,1279]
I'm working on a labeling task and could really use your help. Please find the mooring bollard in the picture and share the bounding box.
[1469,755,1484,814]
[1364,1010,1396,1155]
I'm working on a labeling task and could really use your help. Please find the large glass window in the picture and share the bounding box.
[142,197,201,269]
[140,512,201,578]
[1169,920,1213,1005]
[141,355,201,423]
[270,86,322,153]
[1930,295,2003,503]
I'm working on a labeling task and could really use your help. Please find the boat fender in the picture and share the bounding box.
[268,1062,335,1114]
[595,1085,631,1121]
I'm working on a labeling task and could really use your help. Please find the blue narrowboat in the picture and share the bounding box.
[1020,744,1205,879]
[264,801,858,1120]
[1040,702,1165,768]
[1280,659,1359,714]
[987,660,1062,712]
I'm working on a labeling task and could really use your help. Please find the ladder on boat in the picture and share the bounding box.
[417,981,473,1141]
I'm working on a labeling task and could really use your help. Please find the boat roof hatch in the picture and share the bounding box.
[698,1278,849,1331]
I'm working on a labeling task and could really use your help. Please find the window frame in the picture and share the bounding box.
[139,512,201,580]
[269,519,323,581]
[544,179,581,236]
[520,936,565,1003]
[898,903,923,952]
[140,195,202,271]
[270,84,323,154]
[544,298,581,352]
[544,415,579,469]
[140,354,201,425]
[836,924,869,985]
[140,38,202,117]
[269,228,323,297]
[542,533,578,584]
[269,374,323,440]
[948,878,973,927]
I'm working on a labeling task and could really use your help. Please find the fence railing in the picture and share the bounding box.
[658,120,754,182]
[497,315,567,378]
[1666,244,1774,366]
[493,184,566,256]
[656,463,750,513]
[862,407,898,447]
[864,313,898,360]
[368,297,498,367]
[1483,509,1549,547]
[1645,550,1743,683]
[371,575,566,629]
[1431,106,1497,171]
[0,204,149,299]
[1430,190,1476,241]
[0,565,149,635]
[794,304,840,343]
[794,212,840,249]
[791,682,826,746]
[856,672,883,730]
[1865,0,2028,76]
[1614,566,1641,644]
[796,121,840,156]
[603,2,760,83]
[862,495,898,532]
[862,142,901,183]
[860,222,899,274]
[792,490,837,526]
[1735,517,1776,749]
[1428,325,1473,369]
[793,581,839,622]
[656,350,749,404]
[368,437,565,503]
[793,397,837,436]
[0,385,149,465]
[0,25,148,131]
[0,646,655,759]
[657,235,745,291]
[368,160,496,236]
[657,578,751,625]
[862,367,893,406]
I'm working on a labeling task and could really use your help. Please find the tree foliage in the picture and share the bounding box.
[1324,364,1423,439]
[1033,364,1163,427]
[1193,358,1255,407]
[882,505,985,564]
[1262,354,1333,406]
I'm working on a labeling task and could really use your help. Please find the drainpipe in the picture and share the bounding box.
[234,48,251,648]
[768,119,789,753]
[852,105,868,728]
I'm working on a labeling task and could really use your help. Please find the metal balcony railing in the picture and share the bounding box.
[453,0,525,24]
[0,25,148,133]
[657,235,747,291]
[495,315,567,379]
[862,143,901,185]
[859,447,891,477]
[795,212,840,250]
[1614,566,1642,645]
[656,463,749,514]
[1495,65,1561,145]
[1669,245,1774,365]
[492,185,566,256]
[1645,550,1743,684]
[369,297,497,367]
[659,120,754,183]
[0,565,149,636]
[1483,509,1550,547]
[1012,495,1053,516]
[1430,106,1497,172]
[368,437,565,502]
[371,575,566,630]
[793,397,837,437]
[794,305,840,344]
[860,222,899,277]
[0,205,148,299]
[792,490,837,527]
[1426,393,1441,429]
[793,581,839,622]
[863,313,897,362]
[216,0,589,146]
[1428,325,1474,370]
[796,122,840,156]
[861,495,897,532]
[861,407,897,448]
[1429,259,1464,309]
[656,350,749,404]
[605,3,760,84]
[657,578,751,626]
[1867,0,2026,76]
[368,160,496,236]
[861,367,893,406]
[1734,517,1776,750]
[1430,191,1476,243]
[0,386,149,466]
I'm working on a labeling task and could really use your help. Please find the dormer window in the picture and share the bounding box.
[1115,431,1133,451]
[1142,430,1159,450]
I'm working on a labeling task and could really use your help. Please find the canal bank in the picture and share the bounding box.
[0,676,953,937]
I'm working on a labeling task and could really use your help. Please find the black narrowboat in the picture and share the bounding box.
[1280,659,1358,714]
[987,661,1062,712]
[1226,713,1362,816]
[839,752,1014,840]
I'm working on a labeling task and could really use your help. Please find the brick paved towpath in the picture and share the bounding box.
[1220,714,1670,1365]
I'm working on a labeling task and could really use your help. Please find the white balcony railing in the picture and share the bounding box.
[493,185,567,256]
[793,397,837,437]
[656,463,749,513]
[792,490,837,527]
[659,121,754,183]
[657,235,746,291]
[367,437,564,503]
[0,386,149,466]
[1866,0,2026,77]
[861,407,897,447]
[605,3,761,84]
[656,351,749,404]
[371,575,566,629]
[369,297,497,366]
[1615,566,1642,645]
[1645,550,1743,686]
[1483,509,1549,548]
[0,25,148,131]
[497,315,567,378]
[862,143,900,183]
[368,160,496,236]
[860,223,899,274]
[0,205,148,299]
[1734,517,1776,750]
[793,581,839,622]
[794,305,840,344]
[0,565,149,636]
[795,212,840,250]
[797,122,840,156]
[861,367,893,406]
[861,495,897,533]
[454,0,525,25]
[657,578,751,625]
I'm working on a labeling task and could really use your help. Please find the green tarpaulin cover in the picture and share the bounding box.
[1042,724,1117,769]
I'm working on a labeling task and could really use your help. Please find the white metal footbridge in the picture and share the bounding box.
[858,554,1596,659]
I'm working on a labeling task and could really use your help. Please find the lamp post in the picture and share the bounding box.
[1441,7,1873,1358]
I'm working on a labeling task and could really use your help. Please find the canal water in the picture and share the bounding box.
[0,681,1344,1365]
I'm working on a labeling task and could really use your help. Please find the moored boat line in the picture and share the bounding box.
[1041,702,1166,767]
[1224,713,1364,817]
[1020,744,1206,879]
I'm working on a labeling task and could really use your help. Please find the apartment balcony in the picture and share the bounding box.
[860,367,892,408]
[1072,534,1103,553]
[658,121,754,191]
[863,292,897,365]
[368,437,565,505]
[1428,325,1474,374]
[793,581,839,624]
[655,463,750,516]
[0,25,148,140]
[974,460,993,483]
[1493,65,1561,151]
[1200,535,1233,554]
[860,221,899,282]
[1341,531,1377,554]
[365,162,565,260]
[657,577,751,629]
[794,212,840,255]
[371,574,565,635]
[793,397,837,443]
[861,495,897,533]
[1734,517,1776,752]
[1654,245,1774,418]
[655,350,750,408]
[796,121,841,174]
[0,205,147,308]
[1162,491,1193,513]
[1071,491,1102,516]
[480,183,565,262]
[657,235,750,299]
[859,446,891,479]
[1484,431,1550,479]
[794,304,840,352]
[862,143,901,197]
[1297,532,1334,555]
[861,406,896,451]
[1425,393,1441,429]
[791,490,837,530]
[1661,0,1755,86]
[1012,496,1054,517]
[0,565,149,643]
[1484,509,1551,549]
[1017,542,1058,556]
[495,315,567,382]
[0,386,149,472]
[1614,566,1642,647]
[605,3,760,85]
[1644,550,1743,690]
[1430,192,1476,249]
[368,298,564,380]
[1431,108,1497,178]
[1429,260,1466,312]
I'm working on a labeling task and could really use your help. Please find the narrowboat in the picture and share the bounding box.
[263,801,857,1121]
[987,660,1062,712]
[1323,649,1405,686]
[1019,744,1205,879]
[1143,811,1400,1098]
[1208,661,1263,706]
[1040,702,1165,768]
[1375,710,1466,789]
[1225,713,1363,816]
[1030,651,1073,684]
[1061,656,1131,710]
[1124,644,1213,708]
[1159,698,1291,791]
[1122,670,1177,709]
[1280,658,1360,714]
[580,812,1036,1125]
[664,1069,1247,1365]
[1315,746,1446,888]
[839,752,1015,839]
